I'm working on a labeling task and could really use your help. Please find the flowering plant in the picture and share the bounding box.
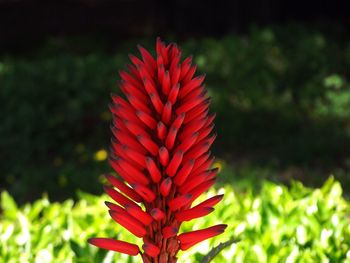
[88,38,226,262]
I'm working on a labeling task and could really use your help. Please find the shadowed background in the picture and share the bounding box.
[1,0,350,202]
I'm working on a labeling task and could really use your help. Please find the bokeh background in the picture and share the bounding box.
[1,0,350,262]
[1,0,350,202]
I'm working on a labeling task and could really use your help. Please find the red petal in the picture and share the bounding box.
[109,210,146,238]
[160,177,172,197]
[179,56,192,80]
[120,81,148,102]
[119,69,142,88]
[194,194,224,208]
[138,45,156,71]
[168,193,192,211]
[166,150,183,177]
[121,145,147,169]
[170,63,181,86]
[117,158,150,185]
[145,157,162,183]
[162,226,178,238]
[168,83,180,104]
[150,208,165,221]
[178,224,227,250]
[161,70,171,95]
[132,183,156,202]
[175,133,199,153]
[159,146,170,167]
[179,169,218,194]
[105,201,124,213]
[175,206,214,222]
[157,121,167,140]
[88,238,139,255]
[191,151,211,172]
[181,85,205,103]
[124,120,148,138]
[109,158,135,184]
[127,94,152,114]
[149,91,164,114]
[178,117,207,141]
[165,127,178,150]
[179,74,205,99]
[136,110,157,129]
[103,185,136,207]
[181,64,197,84]
[143,242,160,257]
[124,203,153,225]
[105,175,142,202]
[173,159,195,186]
[161,101,172,124]
[137,135,159,156]
[176,94,207,115]
[111,127,147,154]
[189,178,216,202]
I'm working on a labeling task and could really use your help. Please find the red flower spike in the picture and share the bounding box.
[143,242,161,258]
[89,39,226,262]
[88,238,139,255]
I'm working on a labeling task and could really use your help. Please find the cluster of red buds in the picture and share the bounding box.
[88,38,227,263]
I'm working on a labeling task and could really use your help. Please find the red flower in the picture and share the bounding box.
[88,38,227,262]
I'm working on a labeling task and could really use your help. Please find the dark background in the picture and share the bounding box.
[1,0,350,202]
[1,0,350,53]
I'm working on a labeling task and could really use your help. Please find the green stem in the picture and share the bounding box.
[200,237,239,263]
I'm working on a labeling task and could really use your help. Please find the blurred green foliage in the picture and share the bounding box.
[1,24,350,201]
[1,177,349,262]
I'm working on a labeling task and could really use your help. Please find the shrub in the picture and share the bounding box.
[1,177,349,262]
[1,24,350,201]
